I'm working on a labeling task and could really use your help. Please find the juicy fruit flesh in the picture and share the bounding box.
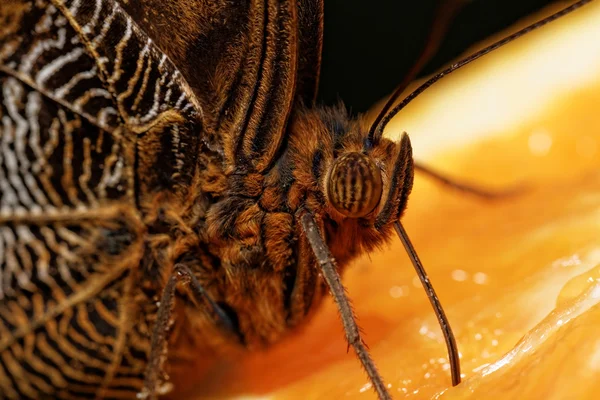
[181,2,600,399]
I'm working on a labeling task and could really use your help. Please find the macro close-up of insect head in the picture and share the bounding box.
[1,0,599,399]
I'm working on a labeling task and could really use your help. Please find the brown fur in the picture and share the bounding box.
[137,102,413,349]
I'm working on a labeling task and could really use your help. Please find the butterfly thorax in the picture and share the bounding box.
[146,105,413,358]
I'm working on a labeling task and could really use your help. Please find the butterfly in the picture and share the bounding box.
[0,0,592,399]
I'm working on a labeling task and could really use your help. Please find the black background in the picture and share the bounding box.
[318,0,563,112]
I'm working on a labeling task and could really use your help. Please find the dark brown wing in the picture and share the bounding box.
[0,0,203,398]
[120,0,324,173]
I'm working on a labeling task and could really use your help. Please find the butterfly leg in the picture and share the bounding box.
[139,264,235,400]
[300,213,392,400]
[414,162,524,199]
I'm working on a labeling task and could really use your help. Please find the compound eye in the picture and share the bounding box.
[327,152,383,218]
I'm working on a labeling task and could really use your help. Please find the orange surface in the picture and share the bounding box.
[180,3,600,400]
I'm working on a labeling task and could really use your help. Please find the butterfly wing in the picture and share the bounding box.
[0,0,203,397]
[120,0,323,174]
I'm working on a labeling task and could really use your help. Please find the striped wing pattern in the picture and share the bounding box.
[0,0,203,398]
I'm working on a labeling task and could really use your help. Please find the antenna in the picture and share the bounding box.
[368,0,593,141]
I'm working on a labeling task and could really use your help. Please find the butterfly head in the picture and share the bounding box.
[290,106,414,261]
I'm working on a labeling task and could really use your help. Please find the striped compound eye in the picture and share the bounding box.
[327,152,383,218]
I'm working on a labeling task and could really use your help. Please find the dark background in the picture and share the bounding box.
[318,0,564,112]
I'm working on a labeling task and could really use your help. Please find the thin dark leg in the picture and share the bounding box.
[140,268,178,400]
[300,213,392,400]
[139,264,235,399]
[394,221,461,386]
[414,162,524,199]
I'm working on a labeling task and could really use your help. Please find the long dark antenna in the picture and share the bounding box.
[368,0,594,142]
[394,221,461,386]
[364,0,466,143]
